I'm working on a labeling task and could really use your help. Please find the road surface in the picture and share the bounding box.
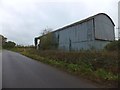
[0,50,2,89]
[2,50,99,88]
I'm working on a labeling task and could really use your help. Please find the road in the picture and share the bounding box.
[0,50,2,90]
[2,50,99,88]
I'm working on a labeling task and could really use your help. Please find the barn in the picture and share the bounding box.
[35,13,115,51]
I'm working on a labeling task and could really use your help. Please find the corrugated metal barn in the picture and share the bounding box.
[35,13,115,51]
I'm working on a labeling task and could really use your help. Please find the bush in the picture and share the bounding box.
[39,32,58,50]
[105,39,120,51]
[94,69,118,80]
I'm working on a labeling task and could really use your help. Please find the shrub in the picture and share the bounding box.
[104,39,120,51]
[94,69,118,80]
[39,32,58,50]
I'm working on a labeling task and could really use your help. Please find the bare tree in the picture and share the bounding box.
[41,28,53,35]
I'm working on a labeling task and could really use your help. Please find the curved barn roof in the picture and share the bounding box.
[53,13,115,32]
[36,13,115,39]
[94,13,115,26]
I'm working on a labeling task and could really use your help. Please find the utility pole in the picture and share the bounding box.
[118,1,120,39]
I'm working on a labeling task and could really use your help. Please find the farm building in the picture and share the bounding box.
[0,35,7,47]
[35,13,115,51]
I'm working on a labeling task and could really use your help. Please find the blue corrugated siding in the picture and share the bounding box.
[93,40,110,50]
[54,19,95,51]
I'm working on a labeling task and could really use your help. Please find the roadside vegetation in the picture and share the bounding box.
[10,40,119,88]
[35,28,58,50]
[3,41,16,49]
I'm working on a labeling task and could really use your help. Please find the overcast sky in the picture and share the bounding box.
[0,0,119,45]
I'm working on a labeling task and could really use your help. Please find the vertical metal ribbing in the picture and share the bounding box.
[93,18,96,40]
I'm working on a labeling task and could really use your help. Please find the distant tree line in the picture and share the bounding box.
[3,41,16,49]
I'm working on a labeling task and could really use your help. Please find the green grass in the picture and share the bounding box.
[10,47,119,87]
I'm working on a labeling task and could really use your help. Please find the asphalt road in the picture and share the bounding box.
[0,50,2,89]
[2,50,99,88]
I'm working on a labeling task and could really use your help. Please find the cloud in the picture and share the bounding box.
[0,0,119,45]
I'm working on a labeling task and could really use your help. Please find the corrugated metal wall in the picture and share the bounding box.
[93,40,110,50]
[52,14,114,51]
[54,19,95,51]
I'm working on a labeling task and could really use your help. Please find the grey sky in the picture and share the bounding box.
[0,0,119,45]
